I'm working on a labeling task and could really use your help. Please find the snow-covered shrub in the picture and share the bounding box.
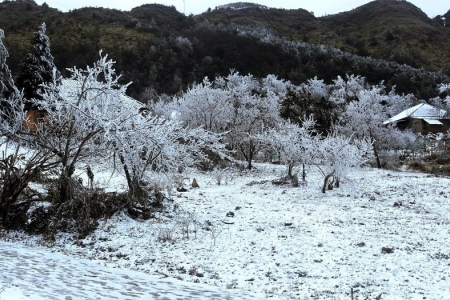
[210,167,228,186]
[0,138,57,230]
[156,224,177,243]
[313,133,372,193]
[267,117,320,182]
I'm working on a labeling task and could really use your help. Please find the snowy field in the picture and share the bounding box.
[1,164,450,299]
[0,240,263,299]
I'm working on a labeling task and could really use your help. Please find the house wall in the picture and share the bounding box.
[411,119,423,133]
[23,110,48,131]
[407,118,450,134]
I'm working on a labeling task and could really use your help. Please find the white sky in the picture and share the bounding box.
[34,0,449,18]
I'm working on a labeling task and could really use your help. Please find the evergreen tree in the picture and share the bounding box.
[17,23,58,101]
[0,29,18,100]
[0,28,21,118]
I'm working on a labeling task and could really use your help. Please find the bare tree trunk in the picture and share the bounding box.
[322,171,335,193]
[239,141,255,170]
[247,150,253,170]
[370,131,382,169]
[58,165,74,204]
[302,163,306,181]
[288,164,293,178]
[119,154,147,203]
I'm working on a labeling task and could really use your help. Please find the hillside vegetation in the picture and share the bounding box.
[0,0,449,98]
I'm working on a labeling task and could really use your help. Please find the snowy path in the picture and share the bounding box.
[0,241,263,300]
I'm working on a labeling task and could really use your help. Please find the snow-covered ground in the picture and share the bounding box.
[0,240,263,299]
[1,164,450,299]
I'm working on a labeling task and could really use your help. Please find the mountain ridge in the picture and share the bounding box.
[0,0,449,98]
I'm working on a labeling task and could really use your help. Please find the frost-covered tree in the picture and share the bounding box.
[172,77,232,132]
[268,117,319,181]
[222,72,282,169]
[0,29,21,116]
[110,114,223,201]
[314,133,372,193]
[11,52,223,205]
[0,39,57,228]
[335,83,415,168]
[1,51,224,232]
[329,74,367,105]
[302,76,329,100]
[17,23,59,101]
[439,83,450,94]
[174,72,283,169]
[260,74,290,99]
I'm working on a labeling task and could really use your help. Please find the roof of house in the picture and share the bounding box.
[383,103,447,125]
[62,79,145,111]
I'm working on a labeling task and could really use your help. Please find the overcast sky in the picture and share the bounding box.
[34,0,448,18]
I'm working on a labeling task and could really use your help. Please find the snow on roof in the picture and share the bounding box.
[62,79,145,110]
[383,103,447,125]
[423,118,443,125]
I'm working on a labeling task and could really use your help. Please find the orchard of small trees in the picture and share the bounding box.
[0,24,442,238]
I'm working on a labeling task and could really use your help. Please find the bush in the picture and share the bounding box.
[407,160,428,172]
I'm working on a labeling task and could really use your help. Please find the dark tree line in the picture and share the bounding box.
[1,1,448,101]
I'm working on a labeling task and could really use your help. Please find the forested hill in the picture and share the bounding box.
[0,0,449,100]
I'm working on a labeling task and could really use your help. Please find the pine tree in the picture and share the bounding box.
[17,23,58,101]
[0,28,21,118]
[0,29,18,100]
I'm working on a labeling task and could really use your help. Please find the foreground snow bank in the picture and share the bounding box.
[2,165,450,299]
[0,240,263,299]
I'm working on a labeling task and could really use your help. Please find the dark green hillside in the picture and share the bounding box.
[321,0,450,71]
[197,4,337,45]
[0,0,449,99]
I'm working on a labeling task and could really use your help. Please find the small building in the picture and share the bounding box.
[24,79,146,130]
[383,103,450,134]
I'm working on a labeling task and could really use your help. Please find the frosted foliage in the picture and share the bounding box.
[329,74,367,104]
[315,134,372,180]
[302,77,329,100]
[387,89,414,115]
[0,87,26,134]
[112,112,222,185]
[175,71,283,168]
[439,83,450,93]
[0,29,7,62]
[439,83,450,102]
[225,71,259,95]
[341,86,390,137]
[260,74,289,99]
[0,28,20,104]
[223,73,281,152]
[174,77,232,132]
[336,83,417,166]
[18,23,58,99]
[268,117,320,177]
[0,28,10,96]
[149,97,176,120]
[444,96,450,107]
[174,36,193,53]
[14,52,222,192]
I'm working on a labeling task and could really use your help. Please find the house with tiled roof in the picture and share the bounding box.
[383,103,449,134]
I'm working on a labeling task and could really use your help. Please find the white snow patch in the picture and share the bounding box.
[2,164,450,299]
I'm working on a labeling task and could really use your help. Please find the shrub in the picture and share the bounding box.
[407,160,428,172]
